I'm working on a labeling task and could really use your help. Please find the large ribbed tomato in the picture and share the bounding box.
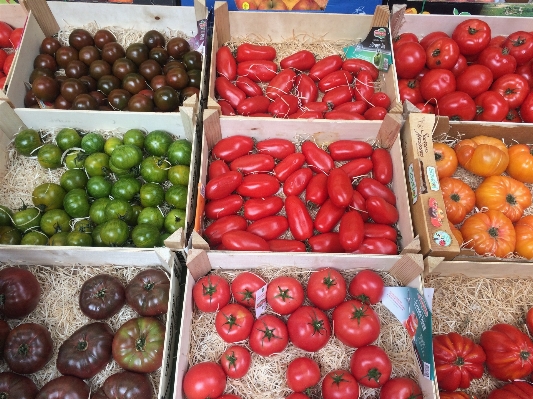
[475,176,532,223]
[434,142,458,179]
[515,215,533,259]
[488,381,533,399]
[506,144,533,184]
[440,177,476,225]
[454,136,509,177]
[460,210,516,258]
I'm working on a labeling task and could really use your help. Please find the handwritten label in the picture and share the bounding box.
[255,284,268,318]
[408,163,418,205]
[427,166,440,191]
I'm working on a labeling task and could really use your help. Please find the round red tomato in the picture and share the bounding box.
[415,102,435,114]
[183,362,226,399]
[452,19,491,55]
[287,306,331,352]
[398,79,424,104]
[286,357,321,392]
[215,303,254,343]
[306,268,346,310]
[394,42,426,79]
[420,69,456,103]
[503,31,533,65]
[0,22,13,48]
[477,46,518,79]
[266,276,304,315]
[425,37,460,70]
[474,91,509,122]
[332,299,380,348]
[321,370,359,399]
[491,73,530,108]
[451,54,468,77]
[231,271,265,308]
[348,270,385,304]
[436,91,476,121]
[193,274,231,313]
[456,64,493,98]
[392,33,418,51]
[249,314,288,357]
[420,31,449,50]
[520,91,533,122]
[350,345,392,388]
[220,345,251,379]
[380,377,422,399]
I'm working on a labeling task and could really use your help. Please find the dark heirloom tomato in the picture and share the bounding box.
[0,371,38,399]
[0,320,9,358]
[5,323,53,374]
[56,322,113,379]
[0,267,41,319]
[91,371,152,399]
[125,269,169,317]
[79,274,125,320]
[193,275,231,313]
[112,317,165,373]
[36,376,90,399]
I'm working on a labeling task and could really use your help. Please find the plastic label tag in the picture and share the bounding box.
[343,26,392,72]
[255,284,268,318]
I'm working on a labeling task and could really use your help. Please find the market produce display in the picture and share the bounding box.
[395,18,533,122]
[215,42,392,120]
[0,127,192,247]
[0,20,23,88]
[25,27,201,111]
[184,267,423,399]
[201,136,400,253]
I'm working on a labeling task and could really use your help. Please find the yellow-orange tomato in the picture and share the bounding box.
[506,144,533,184]
[454,136,509,177]
[460,210,516,258]
[434,142,458,179]
[449,222,463,246]
[440,177,476,225]
[515,215,533,259]
[475,176,532,223]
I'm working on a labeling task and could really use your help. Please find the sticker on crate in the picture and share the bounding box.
[343,26,392,72]
[382,287,435,381]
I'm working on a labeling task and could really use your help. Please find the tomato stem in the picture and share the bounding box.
[144,281,155,291]
[488,226,499,238]
[96,288,107,299]
[364,367,383,384]
[330,371,350,386]
[77,340,88,351]
[506,193,517,206]
[274,286,293,302]
[136,336,146,351]
[18,343,29,356]
[450,193,461,203]
[454,356,465,366]
[322,273,338,289]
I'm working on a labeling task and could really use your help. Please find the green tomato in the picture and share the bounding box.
[40,209,71,236]
[110,144,143,170]
[123,129,145,149]
[131,224,160,248]
[158,232,171,247]
[84,152,110,177]
[0,206,13,226]
[109,159,140,178]
[167,165,190,186]
[140,156,169,183]
[0,225,22,245]
[55,128,82,151]
[140,183,165,208]
[99,219,130,246]
[91,224,105,247]
[49,231,69,246]
[164,208,186,234]
[104,136,123,156]
[73,219,94,233]
[81,133,106,154]
[32,183,66,211]
[64,151,87,169]
[105,199,134,224]
[15,129,42,156]
[13,207,42,232]
[37,144,62,169]
[21,231,48,245]
[86,176,113,199]
[89,198,112,225]
[167,139,192,166]
[60,169,88,191]
[66,231,93,246]
[131,204,143,225]
[144,130,173,156]
[111,177,142,201]
[63,188,90,218]
[137,207,164,230]
[165,184,188,210]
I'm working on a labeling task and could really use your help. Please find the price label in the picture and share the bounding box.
[255,284,268,318]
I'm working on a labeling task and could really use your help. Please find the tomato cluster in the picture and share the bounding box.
[434,136,533,259]
[0,127,191,248]
[26,28,201,111]
[203,136,400,254]
[186,268,423,399]
[395,19,533,122]
[215,43,391,120]
[0,21,23,88]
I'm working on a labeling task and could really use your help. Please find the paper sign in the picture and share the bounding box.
[255,284,268,318]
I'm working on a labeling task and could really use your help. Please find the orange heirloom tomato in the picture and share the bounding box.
[454,135,509,177]
[515,215,533,259]
[460,210,516,258]
[440,177,476,225]
[434,142,458,179]
[449,222,463,246]
[506,144,533,184]
[475,176,532,223]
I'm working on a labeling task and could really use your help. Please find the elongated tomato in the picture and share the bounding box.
[318,70,354,92]
[236,96,271,116]
[308,232,344,253]
[268,239,306,252]
[212,136,254,162]
[353,238,398,254]
[244,197,284,221]
[205,171,243,200]
[294,74,318,104]
[215,76,246,109]
[274,152,305,182]
[280,50,316,71]
[230,154,275,174]
[322,86,354,108]
[208,160,230,180]
[266,68,297,101]
[309,55,343,82]
[341,159,373,179]
[356,178,396,206]
[247,215,289,240]
[301,141,334,174]
[285,195,313,241]
[204,215,247,246]
[284,168,313,197]
[349,191,369,221]
[205,195,243,219]
[339,211,364,252]
[325,110,365,120]
[364,223,397,242]
[342,58,379,80]
[221,230,270,251]
[366,196,399,225]
[329,140,373,161]
[237,174,280,198]
[237,60,278,83]
[236,43,276,62]
[256,138,295,160]
[268,94,299,118]
[372,148,393,185]
[289,110,324,119]
[216,46,237,80]
[335,101,368,114]
[304,102,329,113]
[327,168,353,208]
[314,199,345,233]
[218,99,236,116]
[306,173,329,206]
[235,76,263,97]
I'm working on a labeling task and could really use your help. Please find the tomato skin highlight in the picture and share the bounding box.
[205,171,243,200]
[371,148,393,185]
[280,50,316,71]
[236,43,276,62]
[205,195,243,220]
[356,177,396,205]
[221,230,270,251]
[350,191,369,222]
[230,153,275,174]
[256,138,295,160]
[208,160,230,180]
[268,239,306,252]
[218,99,236,116]
[364,223,397,242]
[247,215,289,241]
[294,74,318,104]
[243,196,284,221]
[339,211,365,252]
[341,158,373,179]
[268,94,299,118]
[366,196,399,225]
[212,136,254,162]
[204,215,248,247]
[266,68,297,101]
[236,96,271,116]
[285,195,314,241]
[353,238,398,255]
[318,70,354,92]
[235,76,263,97]
[309,55,343,82]
[322,86,354,108]
[327,168,353,208]
[342,58,379,80]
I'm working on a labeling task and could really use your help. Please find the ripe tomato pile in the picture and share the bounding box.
[0,21,23,88]
[395,18,533,122]
[184,268,423,399]
[203,135,400,254]
[215,43,391,120]
[434,135,533,259]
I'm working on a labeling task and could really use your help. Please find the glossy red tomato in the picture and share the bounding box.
[205,171,243,200]
[504,31,533,65]
[398,79,424,104]
[452,19,491,55]
[327,168,353,208]
[307,268,346,310]
[287,306,331,352]
[301,142,333,174]
[256,138,295,160]
[286,357,321,392]
[205,195,243,220]
[306,173,329,206]
[354,238,398,255]
[236,43,276,62]
[215,76,246,109]
[235,76,263,97]
[364,107,387,120]
[354,70,374,103]
[273,152,306,182]
[491,73,530,108]
[284,168,313,197]
[329,140,373,161]
[332,299,380,348]
[294,74,318,104]
[350,344,392,388]
[365,196,399,225]
[456,64,493,98]
[323,86,354,108]
[237,174,280,198]
[414,102,435,114]
[267,239,306,252]
[349,270,385,304]
[420,31,449,50]
[380,377,422,399]
[285,195,314,241]
[237,60,278,82]
[208,160,230,180]
[231,272,265,308]
[243,196,284,220]
[266,276,304,315]
[369,92,391,109]
[392,32,418,51]
[420,68,456,102]
[308,232,345,253]
[203,215,247,247]
[342,58,379,80]
[212,136,254,162]
[314,199,345,234]
[318,70,354,92]
[266,68,296,101]
[350,191,369,222]
[247,215,289,241]
[249,314,288,356]
[0,22,13,48]
[309,55,343,82]
[220,345,251,379]
[183,362,226,399]
[474,91,509,122]
[478,46,518,79]
[394,41,426,79]
[216,46,237,81]
[371,148,393,185]
[193,274,231,313]
[236,96,271,116]
[520,91,533,122]
[280,50,316,71]
[426,37,460,70]
[436,91,477,121]
[341,158,373,179]
[230,154,275,175]
[215,303,254,343]
[268,94,299,118]
[356,177,396,205]
[324,110,364,120]
[339,211,365,252]
[322,370,359,399]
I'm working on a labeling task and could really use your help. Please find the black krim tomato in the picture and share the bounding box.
[125,269,170,316]
[0,371,39,399]
[36,375,90,399]
[0,226,21,245]
[111,316,165,373]
[14,129,42,156]
[94,29,117,50]
[32,182,66,211]
[167,37,190,59]
[144,130,173,156]
[0,267,41,319]
[4,323,53,374]
[143,30,166,50]
[56,322,114,379]
[0,320,10,359]
[131,224,160,248]
[79,274,125,320]
[182,50,203,71]
[69,28,94,51]
[92,371,152,399]
[153,86,179,112]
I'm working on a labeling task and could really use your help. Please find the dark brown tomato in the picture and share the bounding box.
[29,67,55,83]
[33,54,57,72]
[55,46,79,69]
[187,69,202,89]
[150,75,167,91]
[56,322,114,379]
[181,86,199,103]
[126,43,149,66]
[143,30,166,49]
[138,59,162,81]
[154,86,179,111]
[90,91,108,106]
[0,267,41,319]
[138,89,154,101]
[61,78,88,103]
[78,46,100,66]
[163,60,186,75]
[89,60,112,81]
[149,47,169,66]
[108,89,132,110]
[32,75,59,102]
[91,371,152,399]
[167,37,190,59]
[0,371,38,399]
[166,67,189,90]
[0,320,10,358]
[55,75,68,87]
[24,90,38,108]
[97,74,121,96]
[112,57,137,80]
[182,50,203,70]
[65,60,88,79]
[5,323,53,374]
[54,95,72,110]
[99,105,113,111]
[101,42,125,65]
[40,37,61,56]
[80,75,97,91]
[94,29,116,50]
[122,73,147,95]
[71,94,98,110]
[69,28,94,51]
[127,93,154,112]
[125,269,170,316]
[36,376,90,399]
